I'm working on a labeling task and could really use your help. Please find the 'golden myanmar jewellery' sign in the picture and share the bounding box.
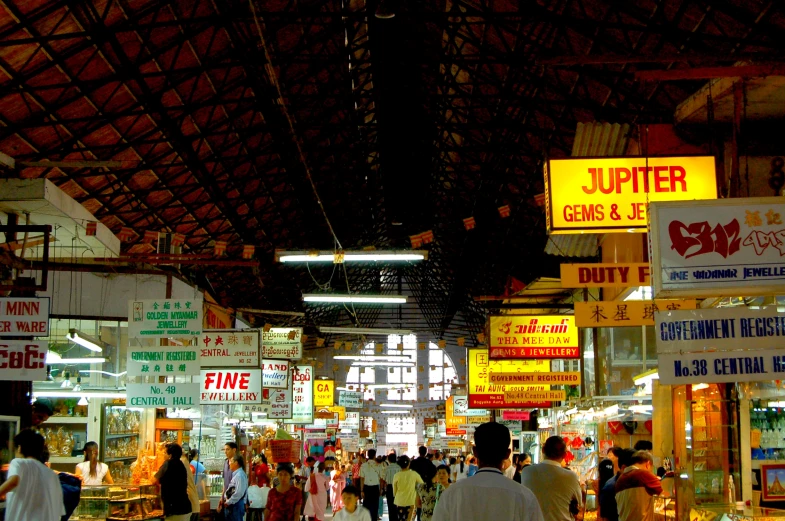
[488,315,579,359]
[544,156,717,234]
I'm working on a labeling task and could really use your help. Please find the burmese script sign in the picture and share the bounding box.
[0,341,47,381]
[128,299,202,338]
[199,330,259,367]
[488,315,579,359]
[262,328,303,360]
[200,369,262,404]
[651,198,785,297]
[127,346,200,377]
[0,298,50,336]
[545,156,717,234]
[264,387,293,419]
[127,383,200,408]
[284,365,314,425]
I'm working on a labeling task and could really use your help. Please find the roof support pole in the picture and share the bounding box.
[729,81,745,198]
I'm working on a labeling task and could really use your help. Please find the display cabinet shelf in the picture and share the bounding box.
[46,416,89,424]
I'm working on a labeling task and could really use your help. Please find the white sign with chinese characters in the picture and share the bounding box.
[199,330,259,367]
[284,365,314,425]
[262,359,290,389]
[0,298,50,336]
[262,328,303,360]
[650,197,785,297]
[127,346,200,377]
[128,299,202,338]
[0,341,47,381]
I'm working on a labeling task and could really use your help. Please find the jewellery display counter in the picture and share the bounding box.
[687,505,785,521]
[71,485,162,521]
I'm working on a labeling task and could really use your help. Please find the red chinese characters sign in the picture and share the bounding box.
[651,197,785,297]
[488,316,579,359]
[199,330,259,367]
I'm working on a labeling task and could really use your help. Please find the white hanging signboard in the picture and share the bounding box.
[338,391,363,409]
[199,330,260,367]
[342,412,360,429]
[658,348,785,386]
[453,395,490,417]
[0,341,47,381]
[262,360,290,389]
[128,299,203,338]
[264,387,293,419]
[0,298,50,336]
[200,369,262,404]
[285,365,314,425]
[650,197,785,297]
[127,346,200,377]
[261,328,303,360]
[655,307,785,355]
[127,383,200,408]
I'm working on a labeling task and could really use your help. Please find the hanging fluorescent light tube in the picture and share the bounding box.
[33,391,127,399]
[46,352,106,365]
[351,362,415,367]
[319,327,413,335]
[304,294,407,304]
[277,250,427,263]
[380,404,413,408]
[66,329,103,352]
[381,410,410,414]
[334,355,413,362]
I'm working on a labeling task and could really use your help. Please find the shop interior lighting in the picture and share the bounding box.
[380,404,413,408]
[381,410,410,414]
[319,327,413,335]
[633,369,659,387]
[72,376,82,392]
[692,383,710,391]
[278,250,426,263]
[60,372,72,388]
[66,329,104,353]
[564,407,578,415]
[304,294,407,304]
[629,404,653,413]
[769,402,785,408]
[46,352,106,365]
[77,396,89,406]
[79,370,128,378]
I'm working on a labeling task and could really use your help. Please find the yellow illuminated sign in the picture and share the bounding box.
[314,379,334,407]
[488,315,579,359]
[574,299,697,327]
[560,263,651,288]
[504,390,566,402]
[545,156,717,234]
[467,349,553,409]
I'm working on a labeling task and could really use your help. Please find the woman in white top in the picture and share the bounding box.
[450,456,468,482]
[75,441,114,486]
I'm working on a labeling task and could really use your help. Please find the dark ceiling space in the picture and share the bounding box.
[0,0,783,341]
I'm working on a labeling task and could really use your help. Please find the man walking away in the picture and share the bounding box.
[410,446,436,521]
[360,449,382,521]
[615,451,663,521]
[599,449,634,521]
[520,436,583,521]
[432,422,543,521]
[385,453,402,521]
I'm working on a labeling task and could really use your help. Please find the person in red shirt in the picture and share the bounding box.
[615,451,663,521]
[253,454,271,487]
[352,454,366,485]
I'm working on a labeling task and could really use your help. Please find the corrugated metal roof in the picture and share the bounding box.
[544,234,599,258]
[571,122,631,157]
[545,122,630,257]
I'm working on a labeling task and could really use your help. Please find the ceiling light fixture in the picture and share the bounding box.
[334,355,413,362]
[77,396,89,406]
[277,250,425,263]
[60,372,72,389]
[46,352,106,365]
[319,327,413,335]
[375,0,395,19]
[380,404,413,408]
[80,370,127,378]
[351,362,415,367]
[304,294,407,304]
[66,329,104,352]
[33,391,127,399]
[72,376,82,392]
[381,410,409,414]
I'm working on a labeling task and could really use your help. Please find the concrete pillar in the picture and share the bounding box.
[652,380,673,467]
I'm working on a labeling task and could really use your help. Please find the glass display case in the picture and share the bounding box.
[690,505,785,520]
[655,496,676,521]
[108,484,162,521]
[71,484,161,521]
[673,384,742,521]
[101,405,143,484]
[72,486,109,520]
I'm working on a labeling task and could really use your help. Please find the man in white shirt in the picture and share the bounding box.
[359,449,383,521]
[520,436,584,521]
[433,422,544,521]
